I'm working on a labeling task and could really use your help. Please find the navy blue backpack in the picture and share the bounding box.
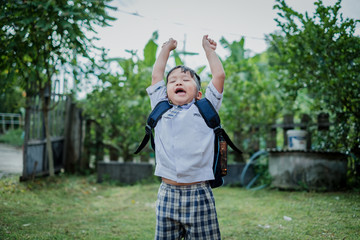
[135,98,242,188]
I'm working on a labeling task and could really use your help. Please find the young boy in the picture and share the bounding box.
[147,35,225,240]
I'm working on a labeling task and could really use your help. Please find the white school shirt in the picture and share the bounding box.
[146,80,223,183]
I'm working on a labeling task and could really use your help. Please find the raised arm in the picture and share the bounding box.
[152,38,177,86]
[202,35,226,93]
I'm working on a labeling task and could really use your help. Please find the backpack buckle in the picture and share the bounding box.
[214,126,223,136]
[145,125,152,135]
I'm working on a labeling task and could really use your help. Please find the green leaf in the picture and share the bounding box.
[172,50,183,66]
[143,38,158,67]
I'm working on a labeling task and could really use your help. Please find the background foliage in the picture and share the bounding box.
[0,0,116,92]
[82,32,157,162]
[0,1,359,182]
[219,37,285,160]
[0,0,116,175]
[268,0,360,155]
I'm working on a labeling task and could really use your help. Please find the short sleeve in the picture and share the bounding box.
[146,81,167,109]
[205,81,223,112]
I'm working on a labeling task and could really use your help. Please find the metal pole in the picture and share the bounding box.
[2,115,5,133]
[11,115,14,129]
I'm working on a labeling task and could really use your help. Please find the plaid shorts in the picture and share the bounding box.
[155,182,221,240]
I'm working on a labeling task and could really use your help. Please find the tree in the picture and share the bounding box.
[83,32,158,162]
[219,37,284,161]
[0,0,115,176]
[269,0,360,156]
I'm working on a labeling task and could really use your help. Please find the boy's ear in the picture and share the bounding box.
[196,91,202,100]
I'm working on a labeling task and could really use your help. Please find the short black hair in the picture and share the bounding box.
[166,65,201,91]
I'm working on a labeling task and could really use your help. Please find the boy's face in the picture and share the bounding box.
[167,68,202,106]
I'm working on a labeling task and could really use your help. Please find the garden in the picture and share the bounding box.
[0,0,359,239]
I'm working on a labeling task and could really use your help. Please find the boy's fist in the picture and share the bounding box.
[162,38,177,51]
[202,35,217,51]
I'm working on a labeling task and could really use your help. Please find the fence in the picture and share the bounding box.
[21,80,67,180]
[276,113,329,149]
[0,113,23,133]
[243,113,331,153]
[254,113,330,152]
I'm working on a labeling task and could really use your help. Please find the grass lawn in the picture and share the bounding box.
[0,174,359,240]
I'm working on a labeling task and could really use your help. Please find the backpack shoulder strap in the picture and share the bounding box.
[147,100,173,128]
[134,100,172,154]
[194,98,220,128]
[194,98,242,153]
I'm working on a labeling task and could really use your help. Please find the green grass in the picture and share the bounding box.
[0,128,24,147]
[0,174,359,240]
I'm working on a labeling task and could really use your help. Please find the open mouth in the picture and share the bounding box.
[175,88,186,94]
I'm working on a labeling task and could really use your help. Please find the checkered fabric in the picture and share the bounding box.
[163,105,182,119]
[155,182,221,240]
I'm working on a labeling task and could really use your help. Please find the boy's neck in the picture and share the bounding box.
[169,98,195,109]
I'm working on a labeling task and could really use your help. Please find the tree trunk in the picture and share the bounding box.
[109,145,119,161]
[82,119,92,169]
[42,94,55,177]
[109,126,119,161]
[122,145,133,162]
[95,121,104,162]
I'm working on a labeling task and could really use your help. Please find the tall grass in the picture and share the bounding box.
[0,174,359,239]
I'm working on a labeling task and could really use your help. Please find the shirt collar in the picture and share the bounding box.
[168,98,195,109]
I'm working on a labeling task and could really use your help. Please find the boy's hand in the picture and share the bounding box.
[202,35,217,52]
[162,38,177,51]
[152,38,177,85]
[202,35,225,93]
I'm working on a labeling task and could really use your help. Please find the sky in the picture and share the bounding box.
[92,0,360,70]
